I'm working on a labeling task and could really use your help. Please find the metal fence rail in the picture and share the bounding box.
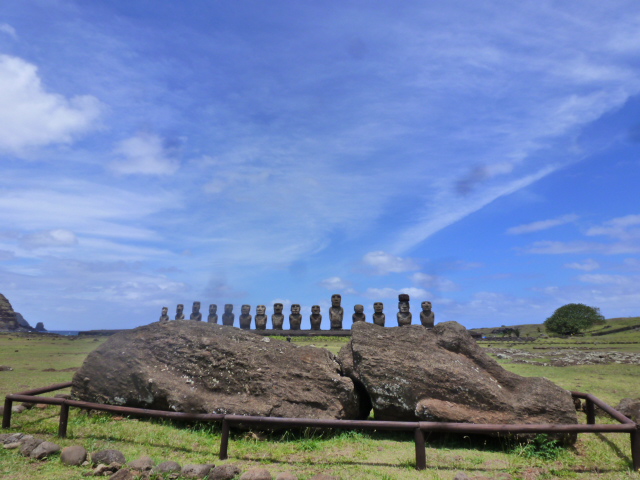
[3,383,639,471]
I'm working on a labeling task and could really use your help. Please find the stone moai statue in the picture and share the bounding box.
[372,302,385,327]
[329,294,344,330]
[222,304,235,326]
[239,304,252,329]
[159,306,170,322]
[289,304,302,330]
[310,305,322,330]
[272,303,284,330]
[397,294,412,326]
[352,304,366,323]
[420,301,435,328]
[175,304,185,321]
[208,304,218,323]
[190,301,202,321]
[255,305,268,330]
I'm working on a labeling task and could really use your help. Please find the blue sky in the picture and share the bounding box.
[0,1,639,331]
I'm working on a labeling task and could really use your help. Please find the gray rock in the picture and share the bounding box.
[30,441,60,459]
[126,455,155,471]
[240,467,273,480]
[91,449,126,465]
[4,441,21,449]
[209,464,242,480]
[153,460,182,473]
[12,405,26,413]
[275,473,298,480]
[616,397,640,422]
[61,445,88,466]
[108,469,137,480]
[1,432,23,444]
[453,473,471,480]
[339,322,578,443]
[181,463,215,478]
[0,365,13,371]
[72,321,365,420]
[19,436,43,456]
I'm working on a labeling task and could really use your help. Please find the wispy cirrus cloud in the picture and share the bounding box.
[361,251,419,275]
[507,214,578,235]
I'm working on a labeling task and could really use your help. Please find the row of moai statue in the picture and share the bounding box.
[159,294,435,330]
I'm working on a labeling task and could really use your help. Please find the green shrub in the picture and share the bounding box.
[544,303,605,335]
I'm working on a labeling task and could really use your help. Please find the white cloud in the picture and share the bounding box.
[507,214,578,235]
[0,55,101,154]
[0,24,17,39]
[319,276,350,291]
[564,259,600,271]
[525,240,640,255]
[586,214,640,240]
[110,133,180,175]
[362,251,419,275]
[411,272,458,291]
[20,229,78,249]
[363,287,429,300]
[577,274,636,286]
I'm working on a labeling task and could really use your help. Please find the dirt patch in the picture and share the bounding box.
[41,367,78,372]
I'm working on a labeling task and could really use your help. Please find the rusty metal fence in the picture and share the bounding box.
[3,382,639,471]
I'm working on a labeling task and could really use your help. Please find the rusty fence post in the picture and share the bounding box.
[414,427,426,470]
[2,398,12,429]
[586,398,596,425]
[219,418,229,460]
[58,403,70,438]
[632,427,640,472]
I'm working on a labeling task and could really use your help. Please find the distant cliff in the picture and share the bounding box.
[0,293,39,332]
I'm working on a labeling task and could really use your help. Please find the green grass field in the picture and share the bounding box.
[1,326,639,480]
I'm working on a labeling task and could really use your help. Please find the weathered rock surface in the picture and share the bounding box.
[182,463,215,478]
[30,441,60,459]
[0,293,19,331]
[126,455,155,471]
[91,449,126,465]
[339,322,577,430]
[72,321,363,419]
[209,464,242,480]
[61,445,88,465]
[19,436,43,456]
[152,460,182,474]
[616,397,640,422]
[240,467,273,480]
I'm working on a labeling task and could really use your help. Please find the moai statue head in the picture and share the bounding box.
[209,304,217,314]
[354,304,364,314]
[291,304,301,314]
[192,301,201,313]
[420,301,435,328]
[397,294,411,326]
[374,302,384,313]
[372,301,385,326]
[159,306,169,322]
[241,304,251,315]
[161,306,168,315]
[224,304,233,313]
[331,294,342,308]
[398,294,410,313]
[177,304,184,315]
[256,305,266,315]
[311,305,321,315]
[273,303,283,314]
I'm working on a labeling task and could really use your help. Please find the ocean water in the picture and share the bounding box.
[48,330,80,336]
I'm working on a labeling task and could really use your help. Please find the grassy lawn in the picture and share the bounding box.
[1,330,639,480]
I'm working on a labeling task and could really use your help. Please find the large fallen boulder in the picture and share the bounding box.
[339,322,577,431]
[71,321,364,420]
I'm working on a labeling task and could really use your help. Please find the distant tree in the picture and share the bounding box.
[513,327,521,338]
[544,303,605,335]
